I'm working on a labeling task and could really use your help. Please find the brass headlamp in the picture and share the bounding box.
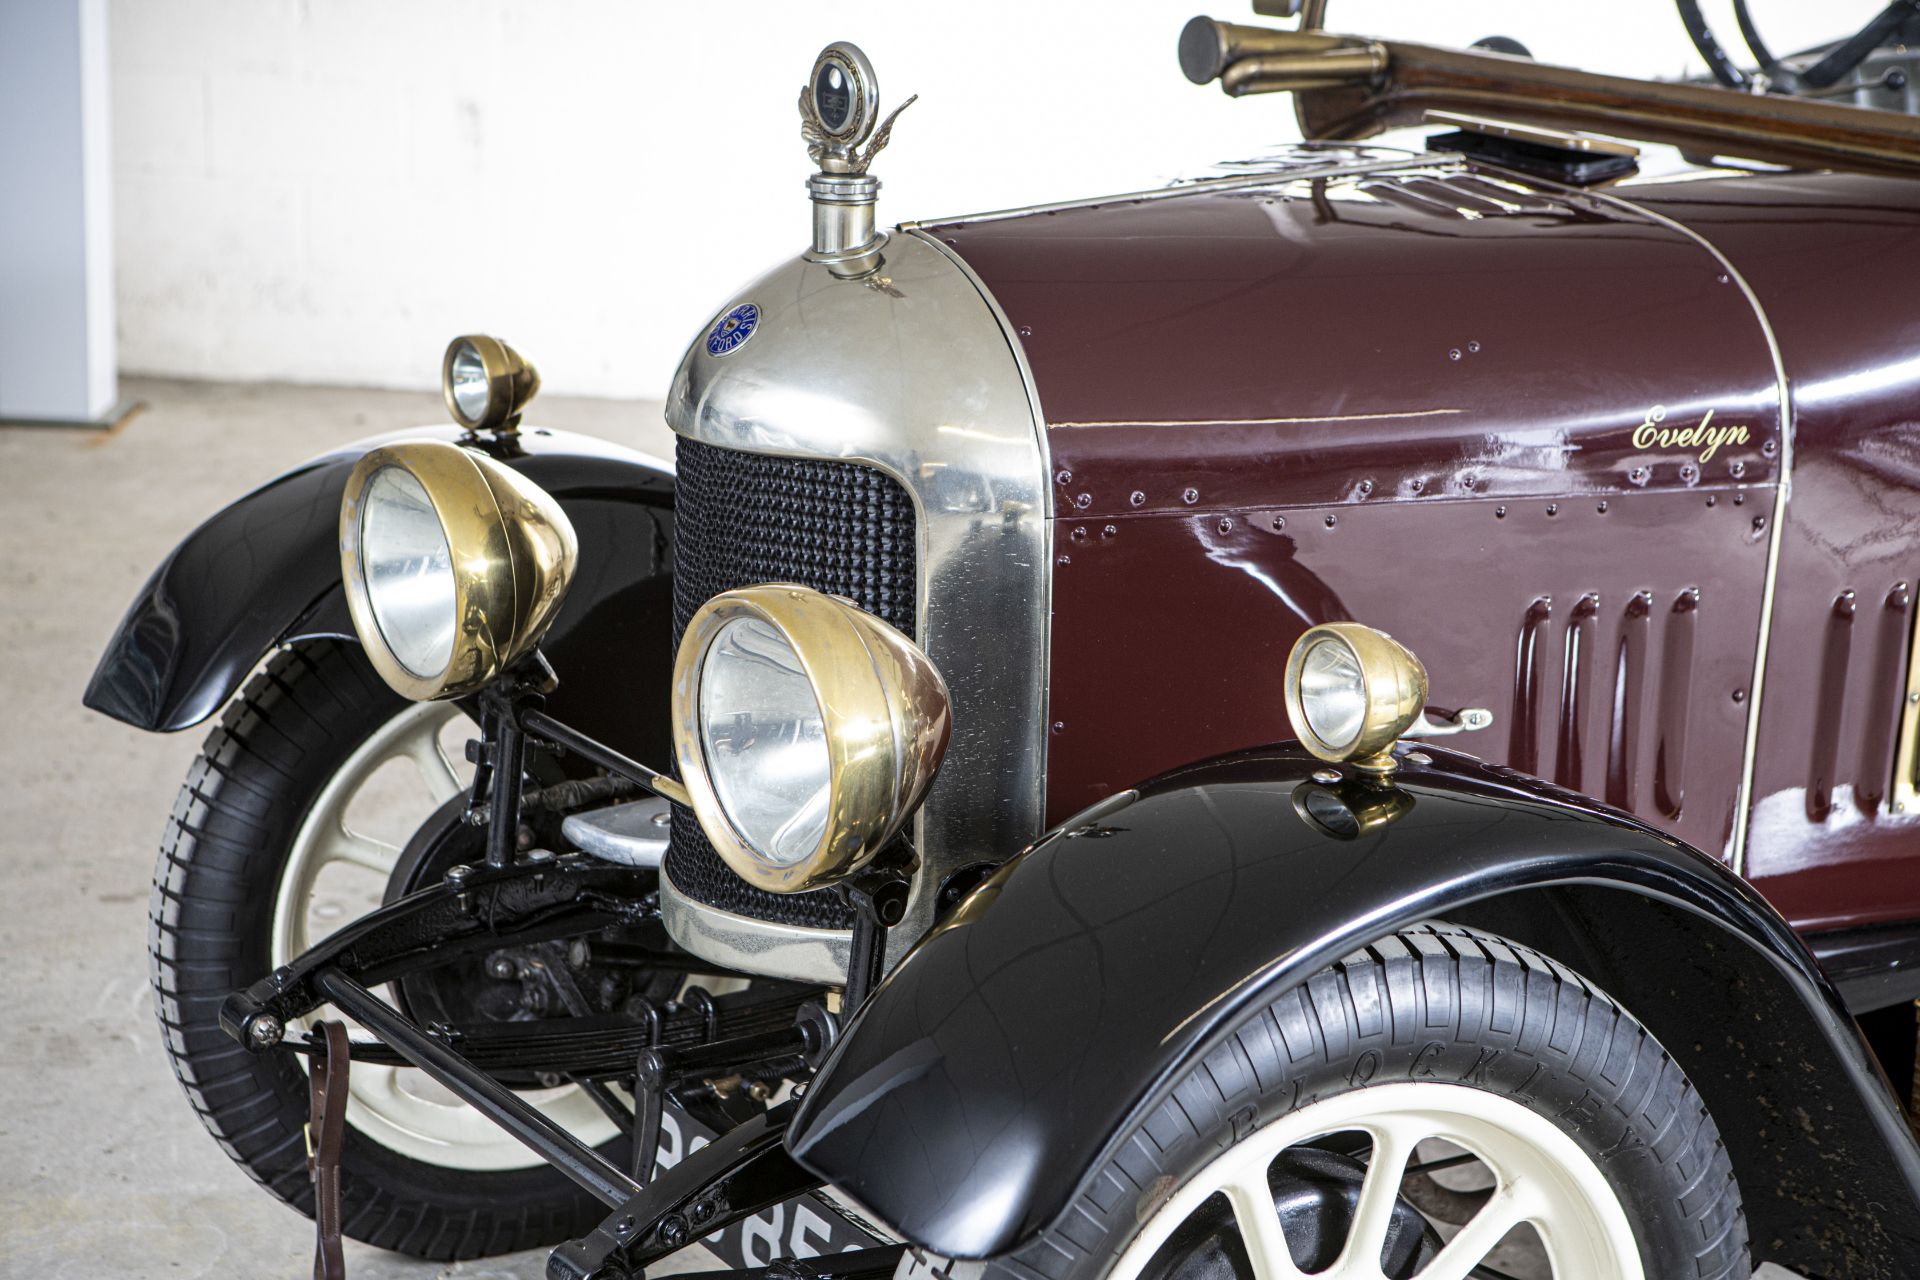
[442,335,541,435]
[1284,622,1428,773]
[672,585,951,894]
[340,439,577,701]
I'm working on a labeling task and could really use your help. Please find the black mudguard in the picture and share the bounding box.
[83,425,675,757]
[788,746,1920,1279]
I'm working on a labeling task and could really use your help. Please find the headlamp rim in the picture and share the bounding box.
[339,439,576,702]
[671,585,950,895]
[1283,622,1429,769]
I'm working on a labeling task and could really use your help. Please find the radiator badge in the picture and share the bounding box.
[706,303,760,357]
[1632,405,1751,464]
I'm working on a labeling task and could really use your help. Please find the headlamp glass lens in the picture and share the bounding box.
[359,466,457,679]
[1299,636,1367,750]
[449,342,491,423]
[699,617,832,867]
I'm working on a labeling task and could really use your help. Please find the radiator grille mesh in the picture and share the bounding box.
[665,437,918,930]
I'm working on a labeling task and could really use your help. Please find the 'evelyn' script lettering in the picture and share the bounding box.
[1631,405,1751,464]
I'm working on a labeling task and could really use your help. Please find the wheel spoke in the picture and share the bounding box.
[1413,1186,1532,1280]
[402,729,465,804]
[1330,1121,1416,1277]
[1225,1168,1311,1280]
[326,826,401,875]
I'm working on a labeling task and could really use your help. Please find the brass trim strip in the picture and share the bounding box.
[1562,187,1791,874]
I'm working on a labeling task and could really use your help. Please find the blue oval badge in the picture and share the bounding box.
[706,303,760,357]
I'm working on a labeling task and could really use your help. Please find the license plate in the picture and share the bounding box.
[658,1105,885,1268]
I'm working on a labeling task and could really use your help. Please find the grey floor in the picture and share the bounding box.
[0,378,679,1278]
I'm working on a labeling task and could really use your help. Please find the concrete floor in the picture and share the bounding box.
[0,378,675,1278]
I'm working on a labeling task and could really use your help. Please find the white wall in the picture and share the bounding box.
[3,0,116,422]
[110,1,1876,401]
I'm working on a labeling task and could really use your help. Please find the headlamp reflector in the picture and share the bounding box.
[1297,635,1367,751]
[700,616,834,867]
[358,465,458,679]
[448,341,493,423]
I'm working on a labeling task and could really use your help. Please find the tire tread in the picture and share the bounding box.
[984,923,1749,1280]
[148,640,605,1262]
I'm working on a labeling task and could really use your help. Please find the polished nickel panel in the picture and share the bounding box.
[662,230,1051,978]
[659,889,852,987]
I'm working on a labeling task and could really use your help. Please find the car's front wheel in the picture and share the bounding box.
[149,640,639,1260]
[962,925,1749,1280]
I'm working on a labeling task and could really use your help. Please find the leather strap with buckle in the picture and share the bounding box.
[308,1020,351,1280]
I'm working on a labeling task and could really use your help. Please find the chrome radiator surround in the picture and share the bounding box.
[662,229,1052,978]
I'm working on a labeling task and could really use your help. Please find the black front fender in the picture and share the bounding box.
[83,425,674,752]
[788,746,1920,1277]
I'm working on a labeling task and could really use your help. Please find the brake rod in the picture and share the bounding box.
[521,706,692,807]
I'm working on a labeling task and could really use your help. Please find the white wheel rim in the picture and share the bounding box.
[273,700,617,1170]
[1108,1082,1642,1280]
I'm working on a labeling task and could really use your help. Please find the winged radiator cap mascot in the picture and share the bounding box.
[797,40,916,174]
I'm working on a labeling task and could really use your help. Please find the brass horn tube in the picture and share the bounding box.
[1183,14,1920,178]
[1297,35,1920,176]
[1179,17,1348,84]
[1221,48,1389,97]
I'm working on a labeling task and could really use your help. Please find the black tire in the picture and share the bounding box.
[149,640,615,1260]
[974,924,1749,1280]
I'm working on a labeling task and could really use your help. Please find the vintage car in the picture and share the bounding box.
[84,3,1920,1278]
